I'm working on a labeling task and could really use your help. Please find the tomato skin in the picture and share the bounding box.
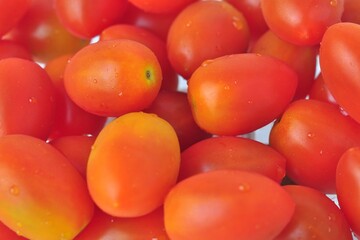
[0,0,30,37]
[251,30,317,99]
[87,112,180,217]
[308,73,337,105]
[336,147,360,236]
[179,136,286,183]
[269,99,360,193]
[45,54,107,139]
[0,58,56,140]
[74,207,169,240]
[50,135,95,178]
[0,134,94,240]
[274,185,353,240]
[55,0,128,39]
[0,221,27,240]
[100,24,178,91]
[342,0,360,24]
[144,90,211,151]
[164,170,295,240]
[64,39,162,117]
[319,22,360,124]
[128,0,196,14]
[0,40,32,60]
[4,0,88,63]
[188,53,298,136]
[167,0,250,79]
[261,0,344,46]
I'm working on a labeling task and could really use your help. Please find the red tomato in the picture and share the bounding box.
[64,39,162,117]
[54,0,128,39]
[0,58,56,139]
[319,22,360,124]
[0,134,94,240]
[144,90,211,151]
[0,0,30,37]
[167,0,250,79]
[261,0,344,46]
[274,185,353,240]
[100,24,178,91]
[4,0,88,63]
[49,135,95,178]
[270,99,360,193]
[342,0,360,24]
[187,53,298,136]
[336,147,360,236]
[87,112,180,217]
[0,40,32,60]
[75,207,169,240]
[45,54,107,139]
[226,0,268,38]
[0,221,27,240]
[308,73,337,105]
[128,0,196,14]
[251,30,318,99]
[179,136,286,183]
[164,170,295,240]
[121,3,178,40]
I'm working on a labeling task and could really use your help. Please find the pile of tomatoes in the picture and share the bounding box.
[0,0,360,239]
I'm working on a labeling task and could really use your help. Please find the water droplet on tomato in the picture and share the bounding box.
[330,0,337,6]
[28,97,37,103]
[118,92,123,97]
[9,185,20,196]
[232,16,243,30]
[238,183,250,192]
[224,85,230,90]
[93,79,98,83]
[307,132,315,138]
[201,59,214,67]
[185,21,192,27]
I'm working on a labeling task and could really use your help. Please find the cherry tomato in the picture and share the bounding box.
[87,112,180,217]
[0,58,56,139]
[49,135,95,178]
[187,53,298,136]
[45,54,107,139]
[0,220,27,240]
[274,185,353,240]
[4,0,88,63]
[270,99,360,193]
[261,0,344,46]
[319,22,360,124]
[0,134,94,240]
[226,0,268,39]
[179,136,286,182]
[144,90,211,151]
[342,0,360,24]
[336,147,360,236]
[0,0,30,37]
[128,0,195,14]
[164,170,295,240]
[54,0,128,39]
[0,40,32,60]
[251,30,318,99]
[64,39,162,117]
[75,207,169,240]
[167,0,250,79]
[308,73,337,105]
[100,24,178,91]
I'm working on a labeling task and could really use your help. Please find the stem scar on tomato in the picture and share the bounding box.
[145,67,157,87]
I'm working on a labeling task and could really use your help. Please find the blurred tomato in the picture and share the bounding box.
[342,0,360,24]
[0,40,32,60]
[308,73,337,105]
[0,0,30,37]
[128,0,195,14]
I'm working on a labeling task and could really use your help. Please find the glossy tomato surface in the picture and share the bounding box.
[336,147,360,236]
[87,112,180,217]
[179,136,286,183]
[0,134,94,240]
[270,99,360,193]
[187,53,298,136]
[64,39,162,117]
[164,170,295,240]
[320,22,360,124]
